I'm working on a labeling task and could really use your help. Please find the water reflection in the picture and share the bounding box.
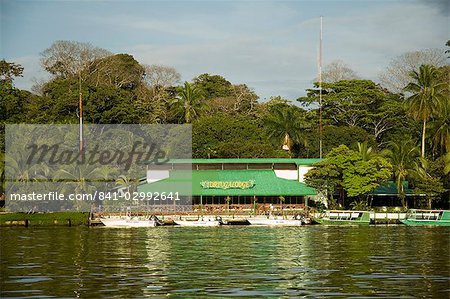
[0,226,449,298]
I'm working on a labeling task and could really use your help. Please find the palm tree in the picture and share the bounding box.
[0,152,4,203]
[410,157,445,209]
[428,99,450,155]
[444,152,450,175]
[383,140,420,208]
[264,106,308,157]
[404,64,445,158]
[56,163,104,195]
[355,141,373,161]
[172,81,204,123]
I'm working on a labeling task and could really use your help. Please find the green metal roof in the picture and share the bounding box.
[138,169,317,196]
[371,181,414,196]
[146,158,322,166]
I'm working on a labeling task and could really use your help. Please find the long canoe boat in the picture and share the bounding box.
[247,216,302,226]
[174,216,222,227]
[100,217,157,227]
[315,210,371,225]
[400,209,450,226]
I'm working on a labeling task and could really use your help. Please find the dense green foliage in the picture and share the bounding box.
[1,40,449,208]
[192,113,287,158]
[305,145,392,208]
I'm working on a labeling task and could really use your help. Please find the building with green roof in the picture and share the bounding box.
[138,158,320,210]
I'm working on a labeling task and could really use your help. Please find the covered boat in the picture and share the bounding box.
[400,209,450,226]
[315,210,371,225]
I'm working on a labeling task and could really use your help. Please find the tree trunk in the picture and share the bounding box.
[421,119,426,158]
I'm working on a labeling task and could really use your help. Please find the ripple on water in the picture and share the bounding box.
[0,226,449,298]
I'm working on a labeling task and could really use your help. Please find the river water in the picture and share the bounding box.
[1,226,449,298]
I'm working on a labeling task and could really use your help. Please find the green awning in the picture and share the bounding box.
[138,169,317,196]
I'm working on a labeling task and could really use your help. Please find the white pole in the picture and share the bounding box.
[79,72,83,155]
[319,16,323,159]
[79,91,83,154]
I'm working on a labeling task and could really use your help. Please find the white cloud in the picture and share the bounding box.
[320,3,447,80]
[122,2,447,100]
[8,1,448,101]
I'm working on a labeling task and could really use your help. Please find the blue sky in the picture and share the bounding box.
[1,0,448,100]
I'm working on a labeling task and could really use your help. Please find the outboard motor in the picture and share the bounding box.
[150,215,164,226]
[215,215,223,225]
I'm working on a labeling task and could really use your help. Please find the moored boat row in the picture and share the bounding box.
[99,215,306,227]
[99,209,450,227]
[315,209,450,226]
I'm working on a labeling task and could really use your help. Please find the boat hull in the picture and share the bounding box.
[315,211,371,225]
[247,218,302,226]
[400,219,450,226]
[315,219,370,225]
[100,218,157,227]
[174,220,221,227]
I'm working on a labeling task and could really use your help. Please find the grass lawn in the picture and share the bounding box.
[0,212,90,226]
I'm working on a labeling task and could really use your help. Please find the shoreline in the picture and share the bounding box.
[0,211,410,226]
[0,212,90,227]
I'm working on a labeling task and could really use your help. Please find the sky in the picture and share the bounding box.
[0,0,448,101]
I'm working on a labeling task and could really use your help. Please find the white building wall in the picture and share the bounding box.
[146,170,170,183]
[274,169,298,180]
[298,166,313,182]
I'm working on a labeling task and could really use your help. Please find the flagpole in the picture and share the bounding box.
[79,72,83,155]
[319,16,323,159]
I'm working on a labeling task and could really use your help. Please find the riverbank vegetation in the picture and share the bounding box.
[1,40,449,210]
[0,212,89,226]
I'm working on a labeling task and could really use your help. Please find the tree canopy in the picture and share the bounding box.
[1,39,449,209]
[305,145,392,208]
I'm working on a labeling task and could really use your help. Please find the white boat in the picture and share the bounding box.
[174,216,222,227]
[100,217,157,227]
[247,216,302,226]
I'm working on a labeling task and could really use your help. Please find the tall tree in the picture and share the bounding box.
[143,64,180,89]
[40,40,111,79]
[404,64,446,158]
[192,113,286,158]
[0,60,24,86]
[428,98,450,155]
[88,54,144,89]
[172,82,204,123]
[379,49,447,93]
[383,140,420,208]
[263,105,309,157]
[320,60,359,83]
[299,80,406,141]
[0,61,34,124]
[410,158,445,208]
[192,73,233,99]
[305,145,391,207]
